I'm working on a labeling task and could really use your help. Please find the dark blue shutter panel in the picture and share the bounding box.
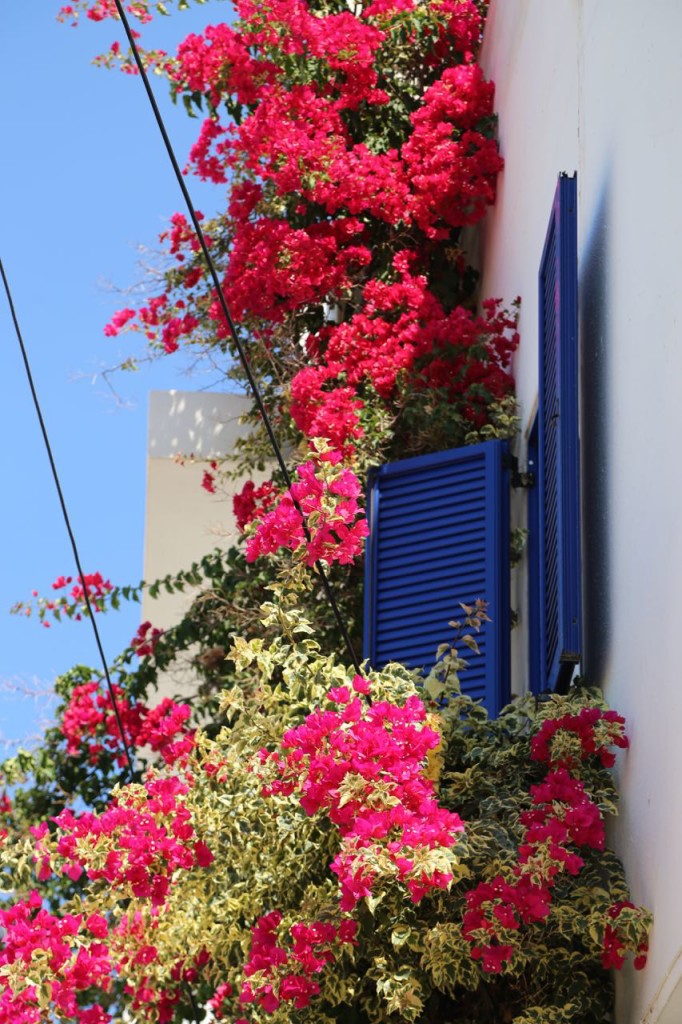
[363,441,510,714]
[538,173,581,691]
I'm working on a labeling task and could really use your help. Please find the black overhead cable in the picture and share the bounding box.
[3,15,358,1012]
[0,259,137,781]
[110,0,363,676]
[2,258,199,1018]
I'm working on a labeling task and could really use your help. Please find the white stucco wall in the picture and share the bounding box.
[480,3,682,1020]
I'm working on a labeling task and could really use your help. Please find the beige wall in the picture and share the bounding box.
[142,390,260,628]
[142,387,259,622]
[142,390,271,700]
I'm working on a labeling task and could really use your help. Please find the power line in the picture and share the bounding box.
[3,8,366,1013]
[110,0,363,676]
[1,257,203,1018]
[0,259,137,781]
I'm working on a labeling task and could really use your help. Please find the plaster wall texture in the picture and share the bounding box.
[142,390,269,702]
[480,3,682,1020]
[143,389,258,629]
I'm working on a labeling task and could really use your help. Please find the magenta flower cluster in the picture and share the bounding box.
[244,454,369,566]
[462,708,645,974]
[92,0,517,568]
[259,677,465,911]
[61,682,195,768]
[32,776,213,904]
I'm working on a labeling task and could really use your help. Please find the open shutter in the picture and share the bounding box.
[363,441,510,714]
[537,172,581,691]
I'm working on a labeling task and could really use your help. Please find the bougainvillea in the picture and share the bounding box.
[243,449,369,566]
[258,675,465,908]
[0,892,114,1023]
[63,0,519,571]
[0,4,650,1024]
[34,774,213,901]
[239,912,358,1013]
[60,681,194,767]
[0,597,651,1024]
[11,573,115,627]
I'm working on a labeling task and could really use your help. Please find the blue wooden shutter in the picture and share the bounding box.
[537,173,581,691]
[363,441,510,714]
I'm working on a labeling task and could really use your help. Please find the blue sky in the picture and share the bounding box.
[0,3,230,746]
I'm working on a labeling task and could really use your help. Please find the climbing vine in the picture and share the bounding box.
[0,2,651,1022]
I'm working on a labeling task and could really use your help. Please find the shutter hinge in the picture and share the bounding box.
[504,453,536,489]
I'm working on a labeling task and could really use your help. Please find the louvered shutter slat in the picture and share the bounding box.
[364,441,510,714]
[537,173,582,691]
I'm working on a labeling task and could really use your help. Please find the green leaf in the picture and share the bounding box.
[424,676,446,700]
[461,634,480,654]
[182,93,199,119]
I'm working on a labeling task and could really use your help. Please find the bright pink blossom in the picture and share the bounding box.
[245,459,368,566]
[35,776,212,907]
[462,709,635,973]
[259,686,464,911]
[233,480,279,532]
